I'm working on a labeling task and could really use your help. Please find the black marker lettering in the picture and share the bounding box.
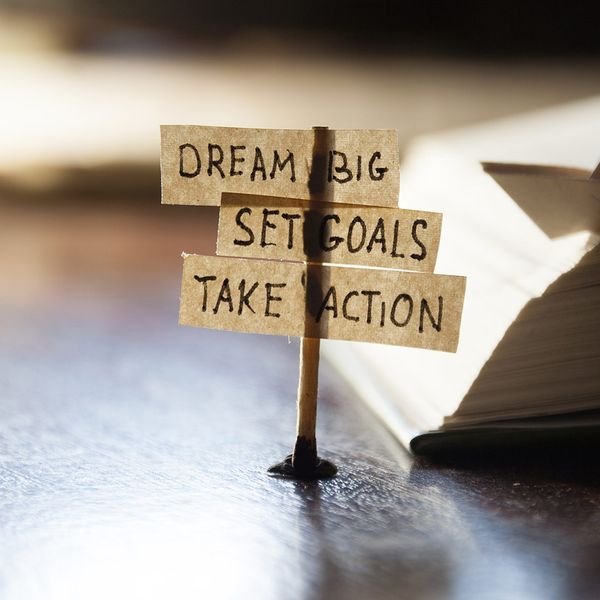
[328,150,352,184]
[410,219,427,261]
[270,150,296,182]
[193,275,217,311]
[368,151,388,181]
[316,286,338,322]
[361,290,381,324]
[261,209,279,247]
[391,219,404,258]
[347,216,367,253]
[251,147,267,181]
[230,145,246,176]
[319,214,342,251]
[213,278,234,313]
[265,283,286,317]
[179,143,201,178]
[391,293,413,327]
[420,296,443,332]
[367,217,387,253]
[281,213,301,249]
[233,207,255,246]
[208,144,225,178]
[238,279,258,315]
[342,291,359,322]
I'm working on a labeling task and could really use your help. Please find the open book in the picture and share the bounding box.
[323,97,600,455]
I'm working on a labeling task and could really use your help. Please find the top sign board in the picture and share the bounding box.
[160,126,400,207]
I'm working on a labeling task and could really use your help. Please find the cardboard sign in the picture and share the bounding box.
[179,253,304,338]
[303,263,465,352]
[161,126,400,207]
[217,193,442,272]
[179,254,465,351]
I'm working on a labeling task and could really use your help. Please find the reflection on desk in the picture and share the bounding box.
[0,206,599,600]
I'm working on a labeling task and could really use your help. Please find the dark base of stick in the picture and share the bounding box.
[267,454,338,480]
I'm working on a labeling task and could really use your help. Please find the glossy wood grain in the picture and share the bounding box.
[1,206,599,600]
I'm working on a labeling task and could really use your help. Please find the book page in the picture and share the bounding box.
[323,97,600,436]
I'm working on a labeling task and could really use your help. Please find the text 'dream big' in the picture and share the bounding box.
[161,126,400,207]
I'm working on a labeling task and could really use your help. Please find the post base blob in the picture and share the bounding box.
[267,454,338,480]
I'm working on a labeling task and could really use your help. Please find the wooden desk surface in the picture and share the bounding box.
[1,205,599,600]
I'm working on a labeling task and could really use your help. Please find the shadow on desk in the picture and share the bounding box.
[412,429,600,488]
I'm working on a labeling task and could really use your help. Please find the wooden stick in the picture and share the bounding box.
[266,125,336,478]
[292,126,329,473]
[292,336,320,471]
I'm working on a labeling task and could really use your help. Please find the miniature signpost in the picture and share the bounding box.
[161,124,466,479]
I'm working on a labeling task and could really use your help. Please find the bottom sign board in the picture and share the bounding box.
[179,254,466,352]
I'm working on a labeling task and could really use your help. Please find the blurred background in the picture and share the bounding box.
[2,0,600,320]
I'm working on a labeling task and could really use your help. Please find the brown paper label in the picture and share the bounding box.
[179,254,465,351]
[217,193,442,272]
[179,253,305,338]
[302,263,465,352]
[161,126,399,207]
